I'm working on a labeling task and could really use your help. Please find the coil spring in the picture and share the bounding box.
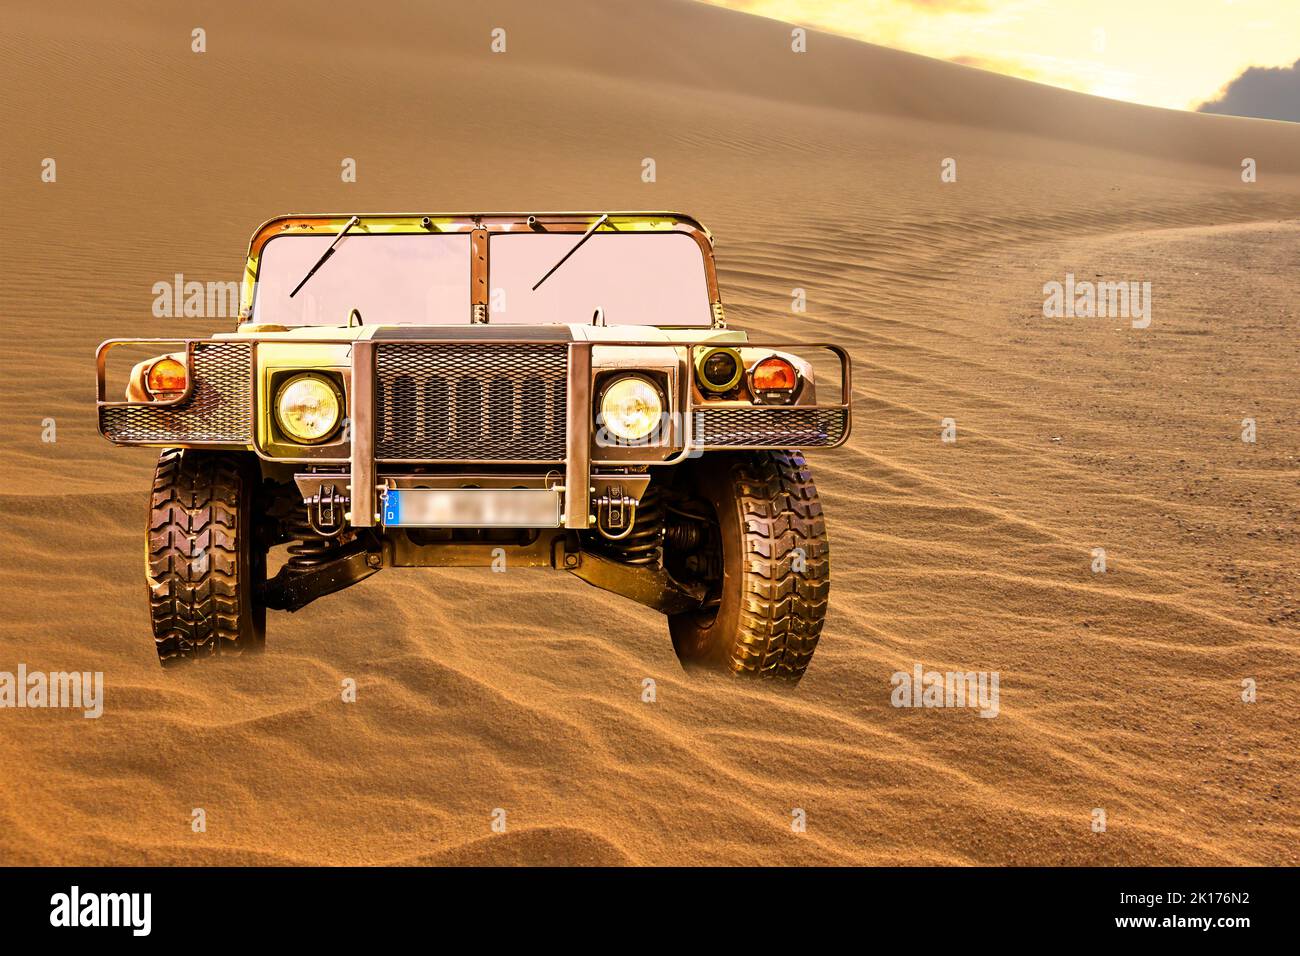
[602,485,665,565]
[286,511,348,572]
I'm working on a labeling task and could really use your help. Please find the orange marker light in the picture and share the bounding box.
[146,357,187,396]
[751,357,797,392]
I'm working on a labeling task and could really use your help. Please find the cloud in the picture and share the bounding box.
[950,54,1047,84]
[904,0,989,9]
[710,0,991,17]
[1198,58,1300,122]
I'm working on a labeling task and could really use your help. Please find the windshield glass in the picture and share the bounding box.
[251,229,713,327]
[489,232,712,326]
[253,234,471,326]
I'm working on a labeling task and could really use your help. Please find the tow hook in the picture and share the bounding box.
[306,483,349,537]
[594,484,639,540]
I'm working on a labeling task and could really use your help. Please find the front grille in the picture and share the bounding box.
[375,343,568,460]
[99,342,253,444]
[691,406,847,448]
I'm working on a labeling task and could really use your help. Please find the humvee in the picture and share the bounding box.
[96,213,851,680]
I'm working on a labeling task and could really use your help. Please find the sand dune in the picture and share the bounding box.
[1,0,1297,865]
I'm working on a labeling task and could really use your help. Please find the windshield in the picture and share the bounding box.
[252,229,713,327]
[253,234,471,326]
[489,232,711,326]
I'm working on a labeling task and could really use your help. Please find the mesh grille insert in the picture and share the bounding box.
[691,406,847,448]
[99,342,253,444]
[375,343,569,461]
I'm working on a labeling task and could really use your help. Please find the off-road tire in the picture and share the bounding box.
[147,449,266,666]
[668,450,829,681]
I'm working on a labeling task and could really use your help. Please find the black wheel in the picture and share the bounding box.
[147,449,267,666]
[665,450,830,681]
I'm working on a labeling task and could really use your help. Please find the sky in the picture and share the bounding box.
[698,0,1300,114]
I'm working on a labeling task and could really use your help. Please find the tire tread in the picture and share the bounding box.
[729,450,829,681]
[147,449,259,665]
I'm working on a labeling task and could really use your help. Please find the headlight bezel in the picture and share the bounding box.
[273,371,345,445]
[694,346,744,394]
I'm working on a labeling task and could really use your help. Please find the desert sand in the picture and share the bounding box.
[1,0,1297,865]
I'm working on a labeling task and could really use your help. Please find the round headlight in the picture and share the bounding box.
[599,376,664,443]
[275,374,342,444]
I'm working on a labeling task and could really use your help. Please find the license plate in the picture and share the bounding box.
[381,488,562,528]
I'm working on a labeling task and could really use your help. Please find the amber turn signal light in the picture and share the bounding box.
[145,357,188,397]
[750,356,798,392]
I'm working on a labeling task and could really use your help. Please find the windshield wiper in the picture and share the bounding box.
[531,214,609,292]
[289,216,360,298]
